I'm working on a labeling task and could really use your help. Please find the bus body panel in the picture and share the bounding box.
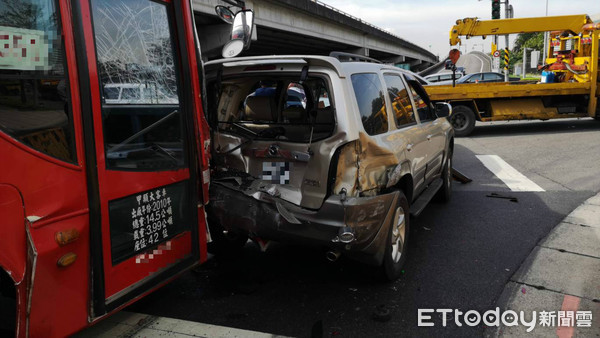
[0,0,211,335]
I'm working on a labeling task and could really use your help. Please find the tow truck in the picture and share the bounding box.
[424,14,600,136]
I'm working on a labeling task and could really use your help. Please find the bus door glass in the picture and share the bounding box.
[86,0,199,310]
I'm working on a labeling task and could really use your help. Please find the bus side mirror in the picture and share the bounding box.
[435,102,452,118]
[222,9,254,58]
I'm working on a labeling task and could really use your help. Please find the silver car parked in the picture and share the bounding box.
[204,55,454,280]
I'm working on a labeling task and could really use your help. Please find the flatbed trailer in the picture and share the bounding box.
[425,14,600,136]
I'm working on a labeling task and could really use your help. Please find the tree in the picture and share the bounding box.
[510,32,544,70]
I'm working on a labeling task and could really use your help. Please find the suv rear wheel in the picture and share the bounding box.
[381,190,410,281]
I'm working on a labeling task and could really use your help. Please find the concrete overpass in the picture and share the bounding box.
[192,0,438,71]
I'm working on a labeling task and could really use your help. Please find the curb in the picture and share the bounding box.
[486,192,600,337]
[75,311,288,337]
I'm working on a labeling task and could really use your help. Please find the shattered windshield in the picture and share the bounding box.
[104,86,120,100]
[92,0,186,170]
[210,76,335,143]
[93,0,178,105]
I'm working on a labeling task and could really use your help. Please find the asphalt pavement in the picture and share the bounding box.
[489,192,600,337]
[456,51,492,74]
[84,118,600,337]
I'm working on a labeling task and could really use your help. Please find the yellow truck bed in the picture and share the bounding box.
[424,82,592,101]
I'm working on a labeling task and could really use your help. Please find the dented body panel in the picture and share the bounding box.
[209,181,398,265]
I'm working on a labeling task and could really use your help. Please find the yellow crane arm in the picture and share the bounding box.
[449,15,593,45]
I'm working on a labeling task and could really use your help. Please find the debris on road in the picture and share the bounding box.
[372,305,392,322]
[486,192,518,203]
[452,168,473,184]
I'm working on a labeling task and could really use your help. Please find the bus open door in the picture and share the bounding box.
[76,0,207,319]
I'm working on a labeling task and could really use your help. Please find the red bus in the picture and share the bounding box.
[0,0,245,335]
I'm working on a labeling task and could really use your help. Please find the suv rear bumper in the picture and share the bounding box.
[208,183,399,265]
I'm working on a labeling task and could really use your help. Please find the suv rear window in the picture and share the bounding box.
[209,76,335,143]
[351,73,388,135]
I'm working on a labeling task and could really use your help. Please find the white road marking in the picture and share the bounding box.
[76,311,288,338]
[476,155,545,192]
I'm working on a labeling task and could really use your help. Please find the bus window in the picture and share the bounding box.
[92,0,185,170]
[0,0,76,163]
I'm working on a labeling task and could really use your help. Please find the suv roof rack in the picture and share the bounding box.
[329,52,382,64]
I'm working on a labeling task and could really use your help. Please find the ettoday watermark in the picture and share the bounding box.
[418,308,593,332]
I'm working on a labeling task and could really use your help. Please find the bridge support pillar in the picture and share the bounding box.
[387,56,406,63]
[409,59,423,66]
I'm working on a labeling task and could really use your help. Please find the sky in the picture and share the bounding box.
[318,0,600,59]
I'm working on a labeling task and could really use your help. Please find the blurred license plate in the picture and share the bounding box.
[262,162,292,184]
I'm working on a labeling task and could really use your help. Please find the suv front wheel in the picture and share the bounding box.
[381,190,410,281]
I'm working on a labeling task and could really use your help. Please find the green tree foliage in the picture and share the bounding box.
[509,32,544,69]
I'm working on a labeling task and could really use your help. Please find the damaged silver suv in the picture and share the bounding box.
[204,54,454,280]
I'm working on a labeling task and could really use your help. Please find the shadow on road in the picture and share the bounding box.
[469,118,600,138]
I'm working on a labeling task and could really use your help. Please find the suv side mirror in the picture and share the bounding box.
[435,102,452,118]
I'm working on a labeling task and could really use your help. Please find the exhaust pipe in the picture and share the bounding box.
[326,250,341,262]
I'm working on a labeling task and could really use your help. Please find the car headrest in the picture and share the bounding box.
[245,96,274,121]
[316,107,334,124]
[282,106,305,121]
